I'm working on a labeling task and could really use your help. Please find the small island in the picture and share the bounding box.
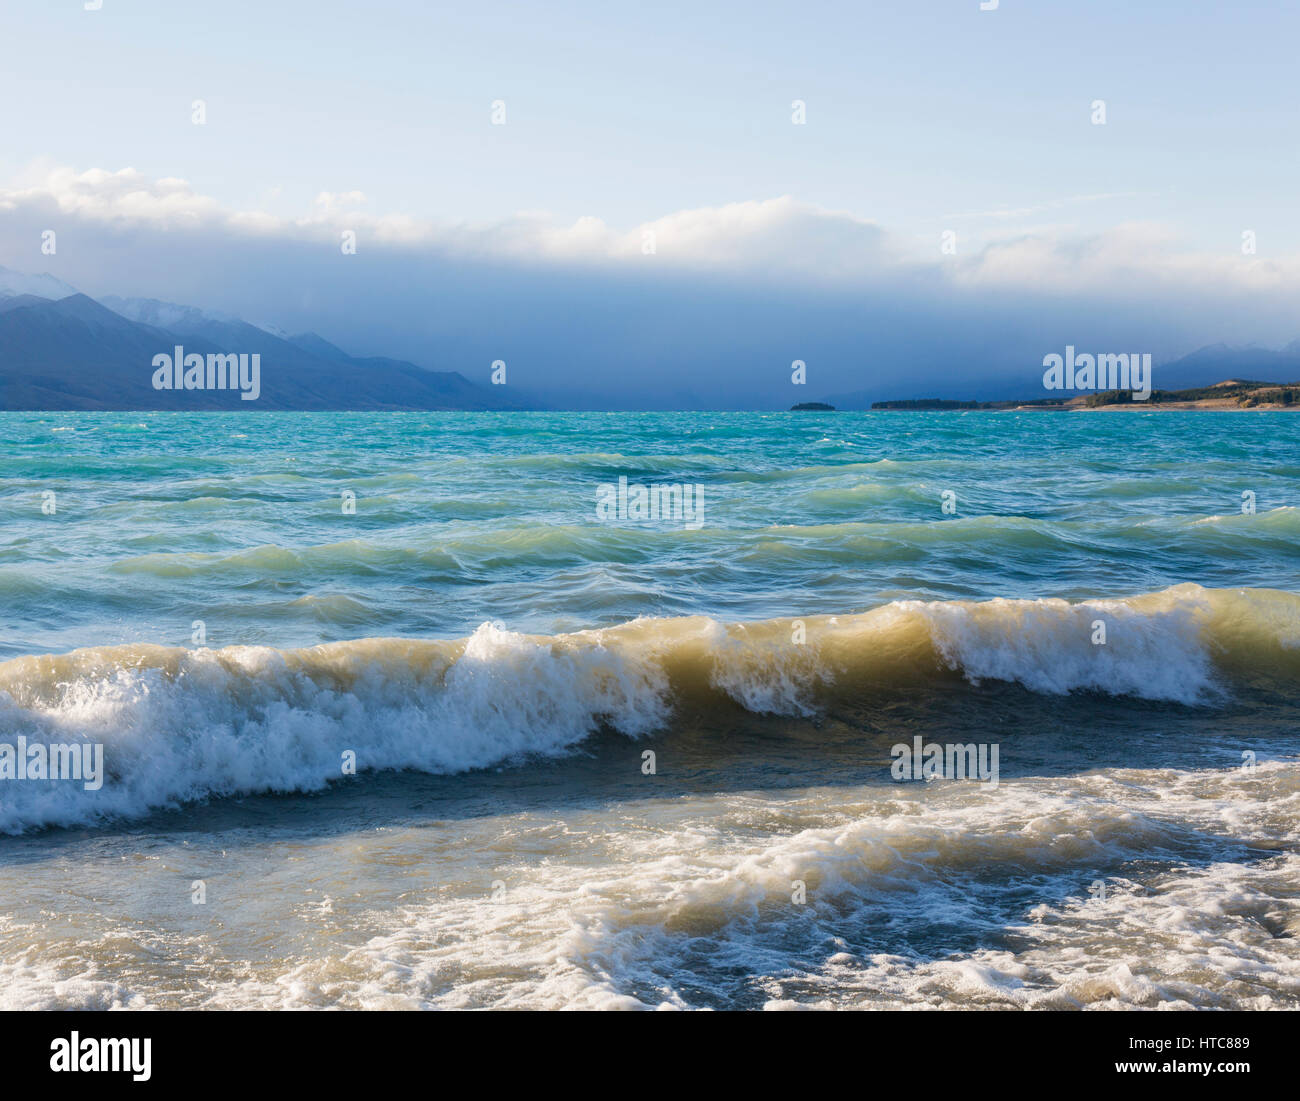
[790,401,836,411]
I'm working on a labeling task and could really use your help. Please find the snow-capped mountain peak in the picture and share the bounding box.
[0,266,79,301]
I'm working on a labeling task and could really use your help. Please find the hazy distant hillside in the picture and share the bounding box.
[3,265,1298,411]
[0,266,79,302]
[0,281,537,411]
[1153,342,1300,389]
[818,341,1300,409]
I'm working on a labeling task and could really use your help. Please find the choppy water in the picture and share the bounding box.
[1,410,1298,1009]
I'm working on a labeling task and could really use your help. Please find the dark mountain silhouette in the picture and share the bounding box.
[4,266,1297,412]
[0,290,536,411]
[0,293,55,316]
[1151,341,1300,389]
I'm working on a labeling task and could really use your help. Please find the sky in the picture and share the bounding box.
[1,0,1298,406]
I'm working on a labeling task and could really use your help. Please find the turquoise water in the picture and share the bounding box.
[1,410,1298,1009]
[3,410,1299,656]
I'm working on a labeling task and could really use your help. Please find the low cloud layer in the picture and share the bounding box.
[2,164,1298,407]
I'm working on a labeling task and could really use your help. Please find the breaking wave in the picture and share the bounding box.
[1,584,1297,833]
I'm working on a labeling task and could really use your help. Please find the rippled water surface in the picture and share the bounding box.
[1,410,1297,1009]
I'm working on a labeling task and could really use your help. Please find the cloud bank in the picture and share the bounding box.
[2,165,1298,407]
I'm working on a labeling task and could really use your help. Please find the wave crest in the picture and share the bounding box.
[0,584,1296,832]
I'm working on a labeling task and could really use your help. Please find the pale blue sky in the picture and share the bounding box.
[3,0,1297,250]
[1,1,1297,406]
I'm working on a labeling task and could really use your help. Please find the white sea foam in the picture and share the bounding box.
[901,590,1219,702]
[0,622,670,834]
[0,586,1296,834]
[9,760,1279,1012]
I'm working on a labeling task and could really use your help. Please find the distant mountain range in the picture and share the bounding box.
[0,267,535,411]
[4,265,1300,411]
[0,267,79,301]
[820,341,1300,410]
[1147,341,1300,389]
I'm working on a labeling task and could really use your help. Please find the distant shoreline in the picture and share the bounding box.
[871,379,1300,412]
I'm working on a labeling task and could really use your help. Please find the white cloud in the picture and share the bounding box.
[0,166,879,275]
[0,167,226,227]
[1,163,1298,319]
[953,221,1300,299]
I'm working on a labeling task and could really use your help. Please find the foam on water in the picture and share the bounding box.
[325,762,1300,1011]
[0,585,1296,834]
[2,411,1298,1009]
[6,759,1290,1010]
